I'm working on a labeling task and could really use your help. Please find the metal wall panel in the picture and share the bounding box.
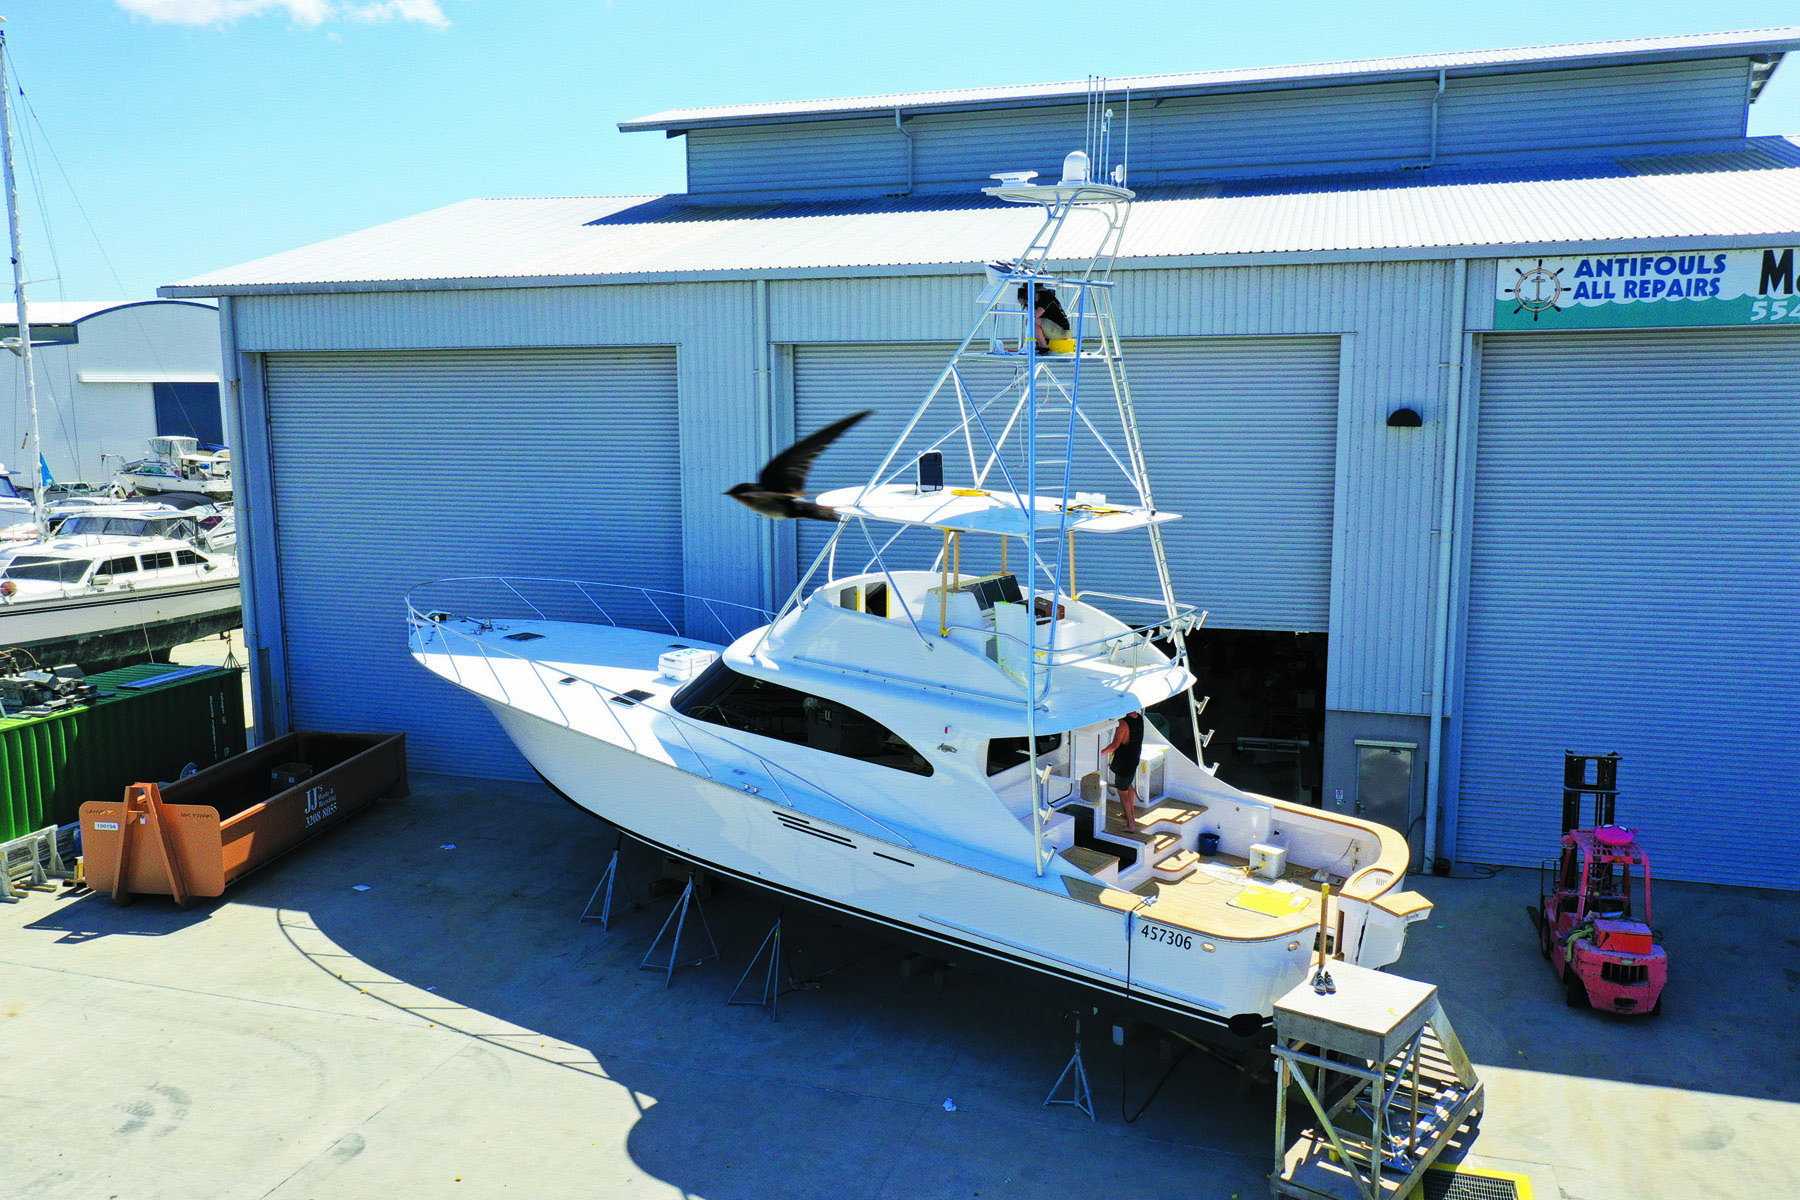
[1458,328,1800,886]
[790,337,1339,631]
[1437,59,1750,160]
[262,348,681,779]
[688,117,906,197]
[774,263,1456,712]
[684,59,1751,199]
[233,284,773,615]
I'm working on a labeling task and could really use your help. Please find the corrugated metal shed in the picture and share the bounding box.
[161,139,1800,296]
[621,28,1799,131]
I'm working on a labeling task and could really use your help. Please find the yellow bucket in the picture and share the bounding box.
[1046,338,1078,354]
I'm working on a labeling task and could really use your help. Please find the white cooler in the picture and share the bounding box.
[658,647,718,682]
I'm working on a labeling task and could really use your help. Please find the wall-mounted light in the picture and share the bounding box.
[1386,407,1423,428]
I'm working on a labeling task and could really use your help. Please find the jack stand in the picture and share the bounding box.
[579,848,620,927]
[1044,1011,1095,1120]
[639,874,717,986]
[727,914,796,1020]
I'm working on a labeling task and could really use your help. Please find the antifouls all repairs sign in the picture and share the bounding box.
[1494,248,1800,329]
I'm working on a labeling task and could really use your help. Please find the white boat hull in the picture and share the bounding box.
[491,698,1320,1035]
[0,579,239,645]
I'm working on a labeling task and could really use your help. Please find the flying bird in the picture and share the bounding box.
[725,409,872,521]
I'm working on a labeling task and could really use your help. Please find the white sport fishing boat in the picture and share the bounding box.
[410,150,1431,1038]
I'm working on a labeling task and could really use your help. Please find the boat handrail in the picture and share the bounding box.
[405,599,915,848]
[405,575,776,647]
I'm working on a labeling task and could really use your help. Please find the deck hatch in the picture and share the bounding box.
[609,689,657,706]
[504,631,544,642]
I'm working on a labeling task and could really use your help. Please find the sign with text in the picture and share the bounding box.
[1494,248,1800,330]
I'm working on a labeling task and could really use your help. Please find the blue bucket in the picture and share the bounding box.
[1199,831,1220,857]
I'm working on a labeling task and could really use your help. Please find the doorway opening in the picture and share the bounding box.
[1151,628,1327,806]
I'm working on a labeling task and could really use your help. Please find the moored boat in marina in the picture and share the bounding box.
[0,534,239,669]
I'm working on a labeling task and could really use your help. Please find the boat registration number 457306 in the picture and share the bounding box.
[1139,922,1193,950]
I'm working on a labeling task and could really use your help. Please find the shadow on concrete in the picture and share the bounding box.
[215,773,1281,1199]
[75,770,1800,1198]
[1391,865,1800,1103]
[24,889,214,942]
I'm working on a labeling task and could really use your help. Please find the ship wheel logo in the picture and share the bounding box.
[1506,260,1565,320]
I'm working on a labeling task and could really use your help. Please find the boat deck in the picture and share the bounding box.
[1089,850,1332,939]
[1058,793,1411,940]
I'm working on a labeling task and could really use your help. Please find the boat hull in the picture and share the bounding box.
[487,698,1318,1039]
[0,580,241,669]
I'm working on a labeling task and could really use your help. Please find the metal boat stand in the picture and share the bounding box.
[1043,1010,1095,1120]
[639,873,718,986]
[726,913,797,1020]
[1271,962,1483,1200]
[579,847,621,927]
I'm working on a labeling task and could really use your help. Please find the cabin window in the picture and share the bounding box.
[672,661,933,776]
[986,733,1063,776]
[176,550,203,566]
[2,555,90,583]
[143,551,176,570]
[101,556,138,575]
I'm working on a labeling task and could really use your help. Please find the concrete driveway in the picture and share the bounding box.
[1,774,1794,1199]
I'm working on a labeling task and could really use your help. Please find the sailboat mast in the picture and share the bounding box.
[0,23,46,537]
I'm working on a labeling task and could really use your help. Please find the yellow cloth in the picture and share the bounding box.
[1229,884,1311,917]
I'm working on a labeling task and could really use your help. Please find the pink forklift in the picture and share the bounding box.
[1530,752,1668,1015]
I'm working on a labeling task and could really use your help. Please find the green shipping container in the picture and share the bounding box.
[0,664,247,842]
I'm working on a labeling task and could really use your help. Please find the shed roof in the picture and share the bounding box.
[160,137,1800,297]
[621,29,1800,132]
[0,300,216,325]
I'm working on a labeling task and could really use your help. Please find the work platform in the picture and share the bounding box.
[1271,962,1484,1200]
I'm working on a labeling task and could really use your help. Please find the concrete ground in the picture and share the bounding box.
[1,772,1795,1200]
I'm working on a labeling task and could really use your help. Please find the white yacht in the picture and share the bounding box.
[0,535,239,668]
[112,436,232,499]
[409,156,1431,1038]
[0,500,236,556]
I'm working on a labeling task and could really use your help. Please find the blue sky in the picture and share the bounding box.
[3,0,1797,300]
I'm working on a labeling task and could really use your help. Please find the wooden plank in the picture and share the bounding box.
[1059,845,1118,875]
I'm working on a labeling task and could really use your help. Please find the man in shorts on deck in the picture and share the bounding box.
[1102,709,1145,829]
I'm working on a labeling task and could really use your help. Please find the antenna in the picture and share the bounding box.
[1119,87,1130,188]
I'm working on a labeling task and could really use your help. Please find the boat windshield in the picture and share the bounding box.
[673,661,933,777]
[3,555,91,583]
[57,515,198,541]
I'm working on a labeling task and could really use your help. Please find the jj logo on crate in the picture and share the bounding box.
[303,785,339,828]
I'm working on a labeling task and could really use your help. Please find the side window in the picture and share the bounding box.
[986,733,1063,776]
[176,549,203,566]
[144,551,176,570]
[102,556,138,575]
[673,663,932,776]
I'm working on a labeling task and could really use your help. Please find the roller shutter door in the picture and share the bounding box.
[1459,328,1800,886]
[264,347,680,779]
[792,338,1338,630]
